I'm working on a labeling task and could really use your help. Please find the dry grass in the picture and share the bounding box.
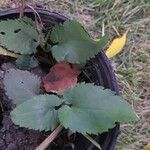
[0,0,150,149]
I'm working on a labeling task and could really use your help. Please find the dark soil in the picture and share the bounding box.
[0,113,48,150]
[0,58,50,150]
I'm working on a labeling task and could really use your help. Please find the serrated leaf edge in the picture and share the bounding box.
[0,19,39,54]
[3,68,41,102]
[10,94,61,131]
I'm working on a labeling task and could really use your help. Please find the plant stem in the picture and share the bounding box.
[35,125,63,150]
[83,134,102,150]
[19,0,25,18]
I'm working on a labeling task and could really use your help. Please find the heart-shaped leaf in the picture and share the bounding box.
[11,94,62,131]
[59,83,137,134]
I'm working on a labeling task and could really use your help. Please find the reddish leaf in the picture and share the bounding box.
[42,61,80,93]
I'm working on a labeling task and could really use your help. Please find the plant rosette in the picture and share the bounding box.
[0,13,137,149]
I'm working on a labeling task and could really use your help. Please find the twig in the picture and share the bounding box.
[36,125,64,150]
[26,4,44,30]
[82,70,93,82]
[83,134,102,150]
[26,4,44,44]
[102,21,105,37]
[19,0,25,18]
[112,25,120,36]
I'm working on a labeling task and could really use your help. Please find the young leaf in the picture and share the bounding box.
[11,94,62,131]
[42,61,80,94]
[51,20,107,64]
[4,69,41,105]
[0,18,39,54]
[105,30,128,58]
[59,83,137,134]
[16,55,38,70]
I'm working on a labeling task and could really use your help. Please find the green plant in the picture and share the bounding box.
[50,20,107,65]
[0,17,137,149]
[0,17,38,54]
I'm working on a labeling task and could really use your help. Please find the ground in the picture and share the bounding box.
[0,0,150,150]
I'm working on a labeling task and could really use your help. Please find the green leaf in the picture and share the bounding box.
[16,55,38,70]
[4,69,41,105]
[11,94,62,131]
[0,18,39,54]
[59,83,137,134]
[51,20,107,64]
[21,16,37,28]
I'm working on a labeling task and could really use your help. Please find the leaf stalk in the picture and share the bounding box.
[36,125,63,150]
[83,134,102,150]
